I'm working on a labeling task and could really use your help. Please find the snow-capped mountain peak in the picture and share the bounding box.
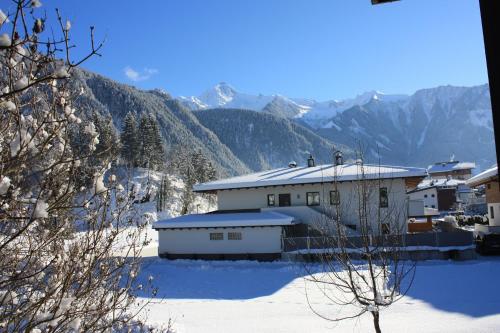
[177,83,406,122]
[198,82,238,107]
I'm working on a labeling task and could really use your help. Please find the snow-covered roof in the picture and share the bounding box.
[427,161,475,174]
[408,178,467,193]
[194,163,427,192]
[466,165,498,187]
[152,211,297,229]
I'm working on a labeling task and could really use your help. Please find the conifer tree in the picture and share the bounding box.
[149,117,166,170]
[69,113,120,187]
[94,113,120,162]
[137,114,165,170]
[120,112,139,167]
[138,115,153,168]
[173,149,217,215]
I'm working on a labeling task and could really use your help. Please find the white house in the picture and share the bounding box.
[153,211,297,260]
[467,165,499,226]
[427,160,475,180]
[153,157,427,260]
[466,165,500,252]
[407,178,468,212]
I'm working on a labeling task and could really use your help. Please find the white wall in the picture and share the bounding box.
[216,179,408,231]
[488,203,500,227]
[408,188,438,209]
[158,226,283,254]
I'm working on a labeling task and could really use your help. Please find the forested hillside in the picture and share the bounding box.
[194,108,351,171]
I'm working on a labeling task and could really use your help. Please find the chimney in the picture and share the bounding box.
[307,154,315,167]
[334,150,343,166]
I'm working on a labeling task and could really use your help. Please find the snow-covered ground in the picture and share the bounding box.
[135,254,500,333]
[111,168,214,257]
[119,169,500,332]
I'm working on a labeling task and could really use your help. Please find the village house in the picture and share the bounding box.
[407,177,468,212]
[427,160,475,180]
[153,156,428,260]
[466,165,500,252]
[466,165,499,226]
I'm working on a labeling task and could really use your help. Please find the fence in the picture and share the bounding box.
[283,230,474,252]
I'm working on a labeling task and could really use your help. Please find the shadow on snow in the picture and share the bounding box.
[137,257,306,300]
[136,256,500,318]
[402,257,500,318]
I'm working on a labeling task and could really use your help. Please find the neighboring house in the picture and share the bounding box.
[407,178,467,212]
[153,211,297,261]
[153,156,427,260]
[427,160,475,180]
[466,165,500,252]
[467,166,499,226]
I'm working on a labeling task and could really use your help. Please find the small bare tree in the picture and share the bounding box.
[0,2,159,331]
[304,150,416,333]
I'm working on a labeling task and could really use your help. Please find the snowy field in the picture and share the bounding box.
[122,170,500,332]
[135,254,500,333]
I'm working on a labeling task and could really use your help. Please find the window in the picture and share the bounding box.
[379,187,388,208]
[209,232,223,241]
[431,194,435,198]
[488,183,491,190]
[491,206,495,219]
[424,194,428,198]
[431,205,435,208]
[330,190,340,205]
[228,232,242,240]
[306,192,320,206]
[279,193,291,206]
[267,194,275,206]
[381,223,390,235]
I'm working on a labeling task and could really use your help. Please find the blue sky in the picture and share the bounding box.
[2,0,488,100]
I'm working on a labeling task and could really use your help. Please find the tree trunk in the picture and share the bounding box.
[371,311,382,333]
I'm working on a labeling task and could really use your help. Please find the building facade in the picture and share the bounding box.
[194,161,427,233]
[427,161,475,180]
[467,166,499,226]
[153,159,428,260]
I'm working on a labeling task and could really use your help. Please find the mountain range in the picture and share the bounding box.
[179,82,495,171]
[70,69,495,176]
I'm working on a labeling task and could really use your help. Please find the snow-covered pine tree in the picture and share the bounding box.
[191,150,217,209]
[138,114,155,168]
[194,149,217,183]
[93,112,120,164]
[136,114,165,170]
[120,112,139,167]
[156,175,171,212]
[69,112,120,187]
[171,149,217,214]
[149,116,166,170]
